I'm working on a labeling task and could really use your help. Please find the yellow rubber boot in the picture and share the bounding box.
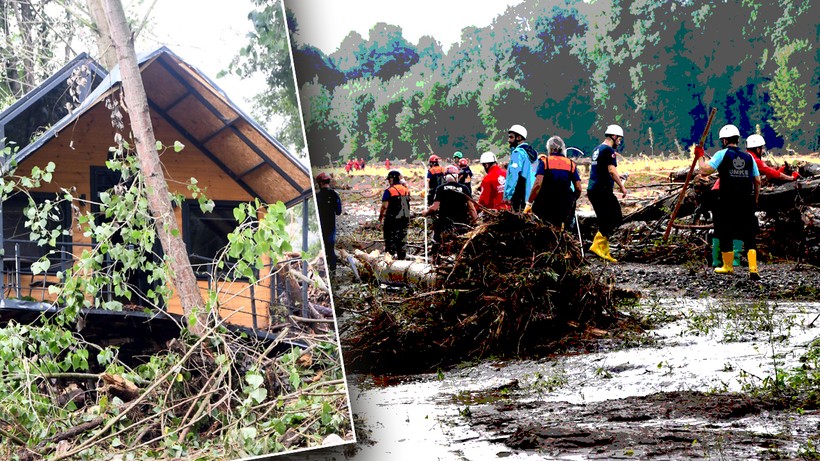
[589,232,605,259]
[600,235,618,263]
[714,252,734,274]
[748,249,760,281]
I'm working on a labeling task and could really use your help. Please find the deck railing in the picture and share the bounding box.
[0,238,310,330]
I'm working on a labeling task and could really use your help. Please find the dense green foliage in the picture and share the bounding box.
[0,144,348,459]
[223,0,305,153]
[289,0,818,165]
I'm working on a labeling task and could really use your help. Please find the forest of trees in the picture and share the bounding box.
[288,0,819,166]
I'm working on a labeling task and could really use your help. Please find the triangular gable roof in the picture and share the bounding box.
[10,47,312,208]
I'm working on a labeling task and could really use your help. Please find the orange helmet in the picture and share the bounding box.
[458,158,469,167]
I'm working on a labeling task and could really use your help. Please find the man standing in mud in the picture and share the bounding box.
[697,124,761,279]
[423,165,477,257]
[504,124,538,212]
[525,136,581,229]
[315,173,342,274]
[587,124,628,263]
[379,170,411,260]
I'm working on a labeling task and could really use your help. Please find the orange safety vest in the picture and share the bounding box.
[541,155,576,173]
[385,184,411,220]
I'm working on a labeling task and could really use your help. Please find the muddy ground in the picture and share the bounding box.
[310,160,820,460]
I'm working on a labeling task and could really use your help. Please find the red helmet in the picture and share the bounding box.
[445,165,459,175]
[428,154,440,164]
[458,158,469,167]
[315,172,331,183]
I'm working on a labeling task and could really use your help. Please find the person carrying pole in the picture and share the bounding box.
[587,124,628,262]
[707,133,798,266]
[524,136,581,230]
[379,170,412,260]
[697,124,761,280]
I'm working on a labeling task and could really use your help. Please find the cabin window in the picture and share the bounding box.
[182,200,243,277]
[2,192,71,272]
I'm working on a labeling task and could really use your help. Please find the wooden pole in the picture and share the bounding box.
[662,107,717,242]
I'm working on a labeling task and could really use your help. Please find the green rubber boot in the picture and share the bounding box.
[711,238,721,267]
[732,239,743,267]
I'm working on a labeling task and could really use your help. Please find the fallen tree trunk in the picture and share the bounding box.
[351,249,438,288]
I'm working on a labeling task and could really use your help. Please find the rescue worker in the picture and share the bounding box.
[385,158,391,170]
[427,154,445,205]
[697,124,761,279]
[524,136,581,229]
[587,124,628,263]
[457,157,473,196]
[379,170,411,260]
[477,151,509,210]
[504,124,538,211]
[423,165,477,256]
[708,133,797,265]
[452,151,464,166]
[315,173,342,273]
[745,134,798,183]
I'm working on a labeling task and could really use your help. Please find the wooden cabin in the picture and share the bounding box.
[0,48,314,331]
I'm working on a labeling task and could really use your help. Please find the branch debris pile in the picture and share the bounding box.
[342,211,618,373]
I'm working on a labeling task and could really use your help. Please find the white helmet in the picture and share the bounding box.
[508,124,527,139]
[479,151,497,164]
[718,124,740,139]
[605,124,624,137]
[746,134,765,149]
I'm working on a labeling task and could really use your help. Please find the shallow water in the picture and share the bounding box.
[291,298,820,460]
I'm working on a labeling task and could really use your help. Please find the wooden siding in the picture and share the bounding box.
[7,101,277,329]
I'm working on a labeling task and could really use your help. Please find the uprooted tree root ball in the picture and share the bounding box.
[342,211,620,373]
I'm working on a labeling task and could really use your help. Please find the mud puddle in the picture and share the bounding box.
[287,297,820,460]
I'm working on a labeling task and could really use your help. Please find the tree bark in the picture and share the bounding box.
[100,0,207,336]
[87,0,118,69]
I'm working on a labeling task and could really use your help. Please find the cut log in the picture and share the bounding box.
[352,249,438,288]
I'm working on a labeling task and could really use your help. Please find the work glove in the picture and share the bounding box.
[523,202,533,214]
[693,145,705,159]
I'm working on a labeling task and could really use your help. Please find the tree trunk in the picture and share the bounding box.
[100,0,208,336]
[88,0,117,69]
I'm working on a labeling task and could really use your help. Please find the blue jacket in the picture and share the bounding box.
[504,142,538,201]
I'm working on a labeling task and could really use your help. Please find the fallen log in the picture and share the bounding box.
[351,249,438,288]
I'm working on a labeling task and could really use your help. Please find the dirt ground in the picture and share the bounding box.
[319,156,820,460]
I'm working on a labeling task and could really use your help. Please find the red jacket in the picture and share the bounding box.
[478,165,509,210]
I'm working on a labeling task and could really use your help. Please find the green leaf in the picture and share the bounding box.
[155,140,163,151]
[249,387,267,404]
[245,372,264,388]
[173,140,185,152]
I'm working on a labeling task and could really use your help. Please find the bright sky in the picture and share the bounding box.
[286,0,526,54]
[135,0,265,119]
